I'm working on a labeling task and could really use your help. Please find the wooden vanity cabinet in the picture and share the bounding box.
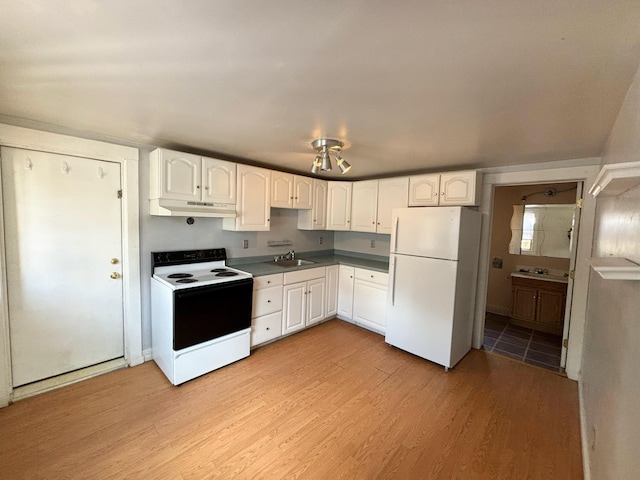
[510,276,567,335]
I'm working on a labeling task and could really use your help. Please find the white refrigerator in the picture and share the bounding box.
[385,207,482,370]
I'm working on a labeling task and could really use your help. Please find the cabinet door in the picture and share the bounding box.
[351,180,378,232]
[408,174,440,206]
[337,265,355,319]
[376,177,409,234]
[353,279,388,333]
[224,164,270,231]
[439,171,481,206]
[326,182,352,230]
[202,157,236,204]
[293,175,313,209]
[271,171,293,208]
[282,283,306,334]
[297,179,327,230]
[536,289,566,328]
[154,149,202,201]
[325,265,339,318]
[306,278,326,326]
[511,284,537,322]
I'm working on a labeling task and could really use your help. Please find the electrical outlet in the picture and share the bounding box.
[243,239,248,249]
[371,240,376,248]
[319,236,323,245]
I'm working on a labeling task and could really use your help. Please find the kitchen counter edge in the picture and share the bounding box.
[230,255,389,277]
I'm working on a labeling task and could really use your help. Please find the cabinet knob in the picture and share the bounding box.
[196,185,200,189]
[267,300,271,303]
[371,275,374,278]
[266,327,270,331]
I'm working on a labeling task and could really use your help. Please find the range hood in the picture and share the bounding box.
[150,198,236,218]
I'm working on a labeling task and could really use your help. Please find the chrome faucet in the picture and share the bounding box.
[285,250,295,260]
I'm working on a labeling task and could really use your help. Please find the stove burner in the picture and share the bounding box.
[168,273,193,279]
[176,278,198,283]
[215,271,239,277]
[211,268,228,273]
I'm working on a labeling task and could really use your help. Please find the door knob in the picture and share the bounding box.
[110,272,121,279]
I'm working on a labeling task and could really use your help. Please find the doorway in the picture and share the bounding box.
[2,147,125,387]
[482,182,580,372]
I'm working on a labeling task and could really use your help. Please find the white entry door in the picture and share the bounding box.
[2,147,124,387]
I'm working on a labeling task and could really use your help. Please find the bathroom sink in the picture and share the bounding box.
[511,271,568,283]
[267,259,315,268]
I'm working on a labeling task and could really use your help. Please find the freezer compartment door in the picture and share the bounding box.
[385,254,457,367]
[390,207,462,260]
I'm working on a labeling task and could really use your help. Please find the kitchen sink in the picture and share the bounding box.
[267,259,315,268]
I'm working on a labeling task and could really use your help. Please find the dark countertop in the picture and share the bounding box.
[229,252,389,277]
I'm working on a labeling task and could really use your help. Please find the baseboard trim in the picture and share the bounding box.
[142,348,153,363]
[486,305,511,317]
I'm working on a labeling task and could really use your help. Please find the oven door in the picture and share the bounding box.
[173,278,253,350]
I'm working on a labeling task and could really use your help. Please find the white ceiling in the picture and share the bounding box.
[1,1,639,179]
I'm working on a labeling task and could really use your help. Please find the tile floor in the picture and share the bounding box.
[483,312,564,372]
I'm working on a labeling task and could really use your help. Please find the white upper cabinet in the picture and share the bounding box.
[271,171,293,208]
[150,149,201,202]
[408,173,440,206]
[351,180,379,233]
[223,164,271,231]
[271,172,313,209]
[150,148,236,205]
[326,181,352,231]
[202,157,236,205]
[438,171,482,206]
[293,175,313,209]
[349,177,409,234]
[376,177,409,234]
[409,170,482,206]
[298,179,327,230]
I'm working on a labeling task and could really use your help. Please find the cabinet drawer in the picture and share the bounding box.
[251,312,282,347]
[354,268,389,286]
[284,266,326,285]
[253,273,283,290]
[252,285,283,317]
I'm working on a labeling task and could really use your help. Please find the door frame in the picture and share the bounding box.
[0,124,142,406]
[473,159,600,381]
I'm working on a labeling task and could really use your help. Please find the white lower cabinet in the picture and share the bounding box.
[325,265,339,318]
[352,268,389,334]
[337,265,355,319]
[250,273,283,347]
[282,267,326,335]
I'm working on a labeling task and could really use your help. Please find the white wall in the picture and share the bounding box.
[580,64,640,480]
[334,231,390,257]
[138,147,333,350]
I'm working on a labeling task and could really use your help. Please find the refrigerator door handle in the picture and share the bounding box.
[390,257,397,306]
[393,216,399,252]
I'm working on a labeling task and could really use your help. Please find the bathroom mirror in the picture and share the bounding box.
[509,204,575,258]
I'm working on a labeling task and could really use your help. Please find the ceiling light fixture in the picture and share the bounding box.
[310,138,350,175]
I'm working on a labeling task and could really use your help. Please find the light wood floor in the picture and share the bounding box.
[0,319,583,479]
